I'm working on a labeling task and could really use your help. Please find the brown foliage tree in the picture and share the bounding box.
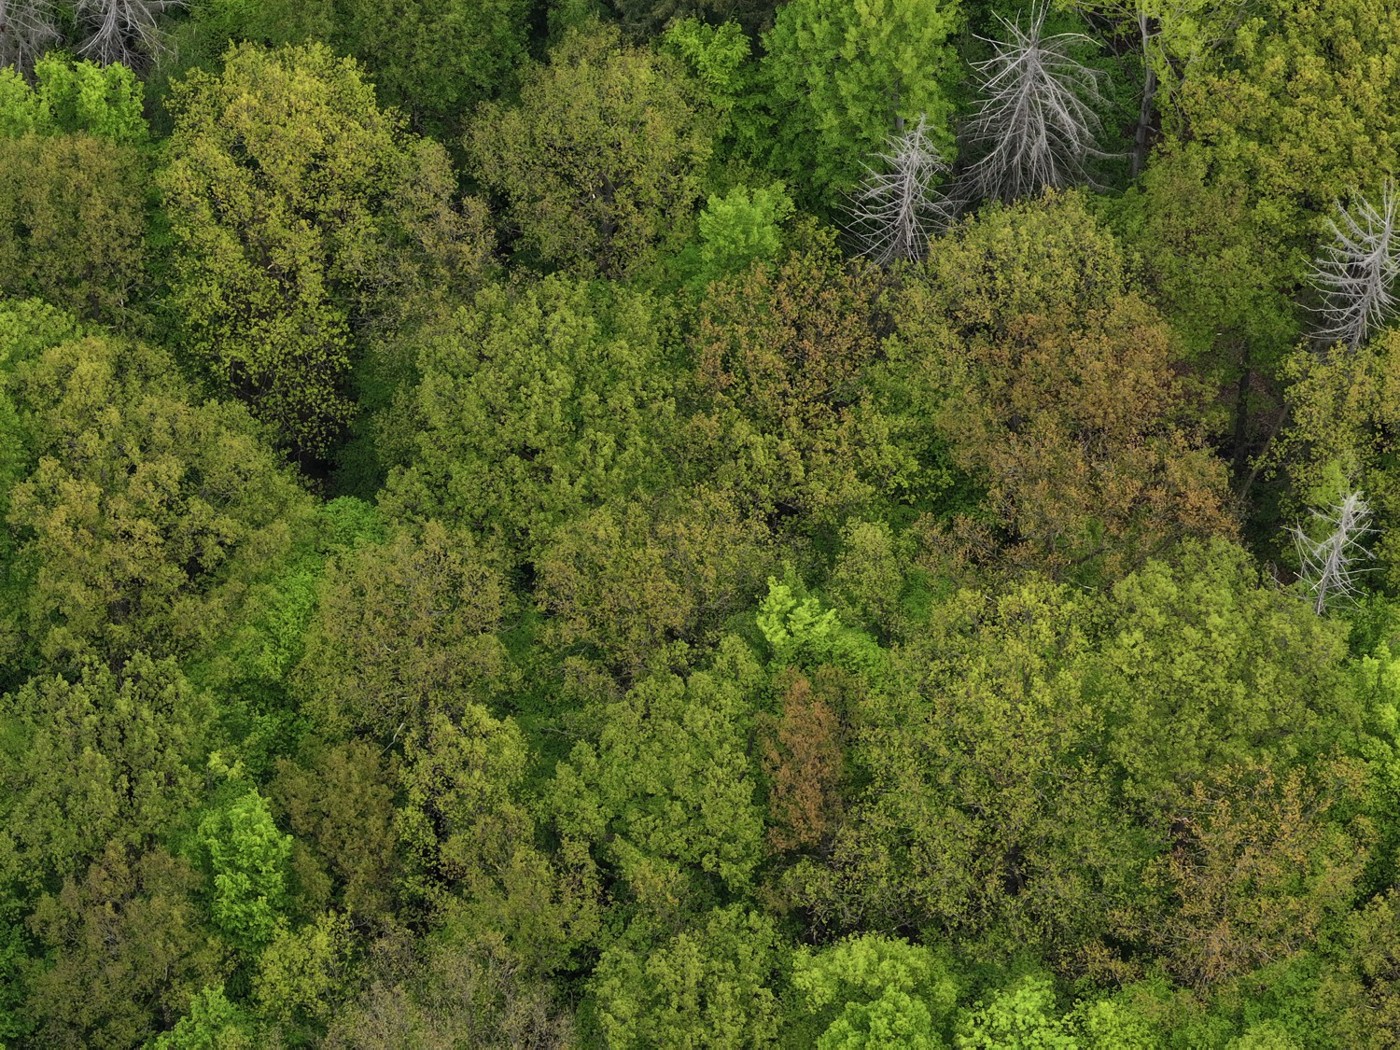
[759,669,848,854]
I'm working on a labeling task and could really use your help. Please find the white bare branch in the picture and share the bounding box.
[0,0,59,72]
[956,2,1109,204]
[1309,183,1400,350]
[847,114,956,265]
[74,0,182,70]
[1291,490,1374,615]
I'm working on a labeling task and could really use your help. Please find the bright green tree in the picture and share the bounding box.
[0,56,146,142]
[197,790,293,956]
[760,0,961,203]
[790,934,960,1049]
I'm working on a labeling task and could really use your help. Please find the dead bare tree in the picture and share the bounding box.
[0,0,58,71]
[1309,183,1400,350]
[75,0,182,70]
[847,115,956,265]
[1291,490,1374,615]
[957,2,1109,204]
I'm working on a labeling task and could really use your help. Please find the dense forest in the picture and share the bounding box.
[2,0,1400,1045]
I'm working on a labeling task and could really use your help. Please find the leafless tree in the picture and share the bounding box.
[957,2,1109,204]
[1291,490,1374,615]
[847,115,956,265]
[75,0,182,70]
[0,0,58,71]
[1309,182,1400,350]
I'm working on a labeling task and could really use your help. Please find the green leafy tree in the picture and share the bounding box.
[789,934,960,1049]
[681,183,794,290]
[1108,146,1301,477]
[197,790,293,957]
[535,489,774,679]
[760,0,961,203]
[0,133,146,322]
[1098,540,1361,819]
[151,985,259,1049]
[0,56,146,142]
[338,0,530,136]
[549,637,768,911]
[791,578,1150,969]
[252,910,353,1034]
[293,521,511,741]
[324,934,575,1048]
[894,193,1233,581]
[6,332,312,670]
[1278,329,1400,588]
[686,241,911,533]
[468,23,713,279]
[382,277,677,557]
[161,43,489,456]
[1168,0,1400,248]
[954,975,1075,1049]
[590,906,783,1049]
[2,655,210,889]
[24,844,223,1049]
[270,740,400,922]
[396,708,598,969]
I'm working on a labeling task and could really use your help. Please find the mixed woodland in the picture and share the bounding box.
[5,0,1400,1045]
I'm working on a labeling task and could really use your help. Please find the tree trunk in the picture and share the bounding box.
[1131,12,1157,179]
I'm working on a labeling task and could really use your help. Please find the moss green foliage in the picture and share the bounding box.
[6,4,1400,1047]
[162,43,486,457]
[469,23,714,280]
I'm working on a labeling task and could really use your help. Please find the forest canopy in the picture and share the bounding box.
[4,0,1400,1046]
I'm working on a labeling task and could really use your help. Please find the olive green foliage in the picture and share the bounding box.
[761,0,961,203]
[161,43,485,456]
[687,240,911,532]
[383,277,677,556]
[170,0,529,136]
[6,330,312,671]
[895,193,1233,581]
[294,521,511,740]
[468,24,713,279]
[549,637,768,908]
[0,134,146,322]
[337,0,530,136]
[2,655,209,888]
[23,844,222,1048]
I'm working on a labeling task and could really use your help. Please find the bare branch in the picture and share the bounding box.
[1309,182,1400,350]
[956,2,1109,204]
[0,0,59,72]
[1290,490,1374,615]
[74,0,183,71]
[847,114,956,265]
